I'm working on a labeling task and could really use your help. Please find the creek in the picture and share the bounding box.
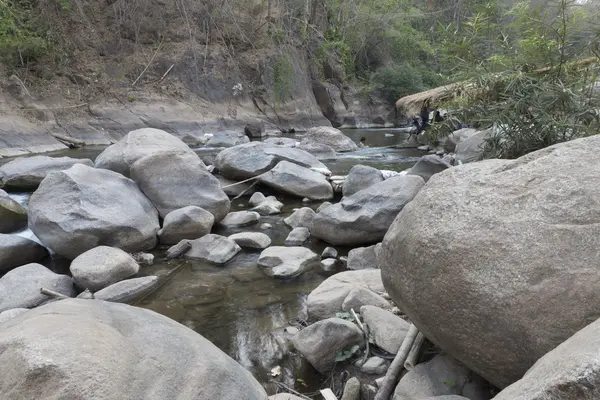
[2,127,422,394]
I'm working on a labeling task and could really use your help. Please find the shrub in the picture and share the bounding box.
[370,64,425,104]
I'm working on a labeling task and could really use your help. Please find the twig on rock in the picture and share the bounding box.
[40,288,69,299]
[404,332,425,371]
[374,324,419,400]
[270,380,312,400]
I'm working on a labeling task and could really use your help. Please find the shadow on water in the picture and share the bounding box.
[1,128,422,394]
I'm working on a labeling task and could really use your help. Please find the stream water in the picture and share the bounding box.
[1,128,422,394]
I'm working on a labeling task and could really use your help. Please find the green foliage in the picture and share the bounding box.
[335,344,360,362]
[371,64,445,104]
[0,0,50,66]
[272,54,293,104]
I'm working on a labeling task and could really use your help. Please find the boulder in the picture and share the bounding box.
[269,395,306,400]
[291,317,363,373]
[0,308,28,325]
[263,137,297,147]
[316,201,332,213]
[284,207,316,229]
[184,234,241,264]
[70,246,140,292]
[392,354,491,400]
[228,232,271,249]
[312,175,425,246]
[28,164,159,259]
[454,128,490,164]
[347,244,381,270]
[0,156,93,190]
[343,165,384,197]
[77,276,158,303]
[284,227,310,246]
[361,305,410,354]
[0,234,48,272]
[158,206,214,245]
[493,317,600,400]
[341,287,390,313]
[219,211,260,227]
[0,189,27,233]
[257,246,319,279]
[341,377,361,400]
[95,128,198,177]
[321,247,338,259]
[298,143,337,160]
[307,270,386,320]
[260,161,333,200]
[0,299,267,399]
[0,263,75,313]
[380,135,600,388]
[251,196,284,215]
[215,142,329,180]
[301,126,359,152]
[130,150,230,220]
[362,356,389,375]
[320,258,338,271]
[249,192,266,206]
[407,155,452,182]
[206,130,250,147]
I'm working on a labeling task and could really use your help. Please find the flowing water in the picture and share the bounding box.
[1,127,421,394]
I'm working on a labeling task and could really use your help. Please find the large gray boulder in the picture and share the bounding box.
[301,126,359,152]
[347,243,381,270]
[455,128,491,164]
[257,246,319,279]
[206,130,250,147]
[130,150,230,220]
[28,164,159,259]
[0,189,27,233]
[312,175,425,246]
[379,135,600,388]
[361,305,410,354]
[184,234,241,264]
[70,246,140,292]
[215,142,328,181]
[228,232,271,249]
[259,161,333,200]
[284,207,316,229]
[158,206,214,245]
[291,317,363,373]
[95,128,199,177]
[0,308,28,325]
[343,165,384,197]
[284,227,311,246]
[0,299,267,399]
[393,354,491,400]
[407,155,452,182]
[0,263,75,313]
[307,270,387,320]
[219,211,260,227]
[493,317,600,400]
[0,156,93,190]
[78,276,158,303]
[0,234,48,272]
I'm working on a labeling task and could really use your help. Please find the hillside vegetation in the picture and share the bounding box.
[1,0,599,156]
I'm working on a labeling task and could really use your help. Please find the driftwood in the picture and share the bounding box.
[404,332,425,371]
[40,288,70,299]
[374,324,419,400]
[165,239,192,260]
[51,133,85,149]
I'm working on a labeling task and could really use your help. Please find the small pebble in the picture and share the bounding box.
[260,223,272,230]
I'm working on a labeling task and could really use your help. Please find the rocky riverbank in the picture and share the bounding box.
[2,125,599,399]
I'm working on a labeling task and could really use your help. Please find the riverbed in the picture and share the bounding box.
[2,127,422,394]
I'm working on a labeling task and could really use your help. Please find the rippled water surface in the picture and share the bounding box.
[2,128,422,393]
